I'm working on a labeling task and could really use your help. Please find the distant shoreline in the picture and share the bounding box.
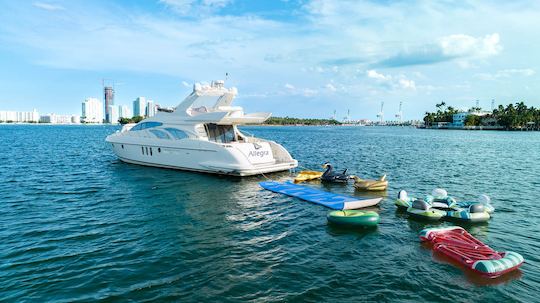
[0,122,115,126]
[420,125,540,131]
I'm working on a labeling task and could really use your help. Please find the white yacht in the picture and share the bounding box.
[105,80,298,176]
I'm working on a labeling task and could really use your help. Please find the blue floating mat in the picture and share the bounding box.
[260,181,382,210]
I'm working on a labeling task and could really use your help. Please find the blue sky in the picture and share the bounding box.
[0,0,539,119]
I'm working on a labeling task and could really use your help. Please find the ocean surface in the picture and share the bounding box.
[1,125,539,302]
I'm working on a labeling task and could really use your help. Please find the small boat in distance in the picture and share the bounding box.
[106,80,298,176]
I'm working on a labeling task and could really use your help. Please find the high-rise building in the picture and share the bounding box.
[146,99,156,117]
[133,97,146,117]
[82,97,103,123]
[108,105,119,124]
[0,109,39,123]
[118,105,131,119]
[104,86,114,123]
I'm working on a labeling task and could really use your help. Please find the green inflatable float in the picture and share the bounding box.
[327,210,380,227]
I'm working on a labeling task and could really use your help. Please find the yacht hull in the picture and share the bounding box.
[117,156,297,176]
[106,138,297,176]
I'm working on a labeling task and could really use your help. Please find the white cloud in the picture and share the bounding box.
[159,0,232,15]
[398,78,416,90]
[477,68,536,80]
[376,33,503,68]
[302,88,318,97]
[284,83,295,90]
[439,33,502,58]
[32,2,65,11]
[366,70,416,91]
[325,83,336,92]
[367,69,390,81]
[282,83,318,97]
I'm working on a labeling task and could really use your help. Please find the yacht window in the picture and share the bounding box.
[165,128,189,140]
[149,129,171,139]
[205,124,236,143]
[131,122,163,131]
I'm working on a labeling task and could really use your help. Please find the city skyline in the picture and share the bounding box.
[0,1,539,119]
[1,93,158,124]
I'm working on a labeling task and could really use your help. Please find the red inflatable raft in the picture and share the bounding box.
[419,226,524,278]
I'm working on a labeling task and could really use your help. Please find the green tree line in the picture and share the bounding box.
[118,116,144,124]
[264,116,342,125]
[424,102,540,129]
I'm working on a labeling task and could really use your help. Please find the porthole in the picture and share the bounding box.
[146,147,149,155]
[141,146,144,154]
[150,147,153,156]
[121,144,124,149]
[158,148,161,153]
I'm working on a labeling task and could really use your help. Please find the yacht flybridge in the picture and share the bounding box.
[105,80,298,176]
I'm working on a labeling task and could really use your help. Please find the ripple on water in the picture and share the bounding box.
[0,125,539,302]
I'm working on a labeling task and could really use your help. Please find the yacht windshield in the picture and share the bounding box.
[190,96,220,110]
[130,122,163,131]
[205,124,236,143]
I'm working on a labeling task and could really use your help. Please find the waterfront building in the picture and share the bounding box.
[0,109,39,123]
[452,112,469,127]
[146,100,156,117]
[39,115,52,123]
[56,115,72,124]
[82,97,103,123]
[104,86,115,123]
[133,97,146,117]
[40,113,74,124]
[71,115,81,124]
[118,105,131,119]
[108,105,119,124]
[452,111,491,127]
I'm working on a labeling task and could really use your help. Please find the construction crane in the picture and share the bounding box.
[343,109,350,122]
[395,101,403,124]
[376,101,384,124]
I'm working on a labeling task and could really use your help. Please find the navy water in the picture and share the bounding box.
[1,125,539,302]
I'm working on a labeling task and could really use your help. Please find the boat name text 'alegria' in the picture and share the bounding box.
[249,150,270,158]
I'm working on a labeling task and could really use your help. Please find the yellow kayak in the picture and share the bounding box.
[294,171,323,183]
[354,174,388,191]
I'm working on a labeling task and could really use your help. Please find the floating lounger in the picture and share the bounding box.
[259,181,382,210]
